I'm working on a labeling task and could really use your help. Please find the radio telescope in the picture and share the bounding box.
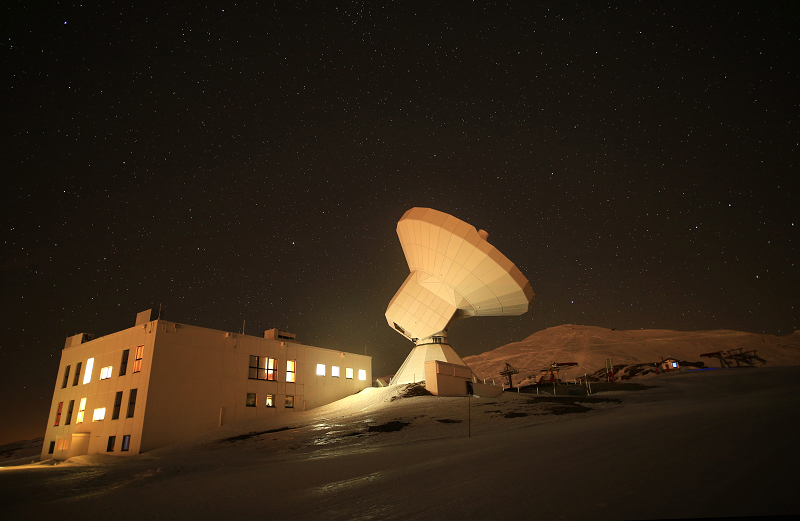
[386,207,534,385]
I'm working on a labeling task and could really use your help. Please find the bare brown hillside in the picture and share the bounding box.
[463,325,800,387]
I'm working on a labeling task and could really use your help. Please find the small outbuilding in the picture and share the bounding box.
[423,360,503,397]
[660,357,680,372]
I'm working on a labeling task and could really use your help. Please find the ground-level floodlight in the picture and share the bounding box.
[386,208,534,385]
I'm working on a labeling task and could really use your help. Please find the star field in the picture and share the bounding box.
[1,1,797,444]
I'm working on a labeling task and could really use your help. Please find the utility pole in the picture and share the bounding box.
[466,381,473,438]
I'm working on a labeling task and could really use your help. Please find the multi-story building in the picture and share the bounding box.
[40,310,372,460]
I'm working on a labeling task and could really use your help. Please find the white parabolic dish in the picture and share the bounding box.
[386,207,534,346]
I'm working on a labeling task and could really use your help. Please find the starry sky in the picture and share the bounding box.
[2,1,797,445]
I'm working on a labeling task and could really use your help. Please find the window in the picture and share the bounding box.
[266,394,275,407]
[358,369,367,381]
[100,366,113,380]
[55,439,70,451]
[76,398,87,423]
[119,349,130,376]
[393,322,407,335]
[73,362,82,386]
[112,391,123,420]
[267,358,278,380]
[121,435,130,452]
[248,356,259,379]
[65,400,74,425]
[126,389,137,418]
[106,436,116,452]
[132,345,144,373]
[346,367,354,379]
[249,356,278,380]
[286,360,296,382]
[332,366,340,378]
[83,358,94,384]
[316,364,326,376]
[48,441,55,454]
[92,408,106,421]
[246,393,257,407]
[54,402,63,426]
[61,365,71,388]
[285,395,294,408]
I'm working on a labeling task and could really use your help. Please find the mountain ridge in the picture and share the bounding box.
[463,324,800,387]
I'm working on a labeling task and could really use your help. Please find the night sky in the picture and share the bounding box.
[2,1,797,445]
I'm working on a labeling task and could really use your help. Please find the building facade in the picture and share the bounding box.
[40,311,372,461]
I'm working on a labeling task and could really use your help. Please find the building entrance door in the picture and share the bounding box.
[68,433,90,458]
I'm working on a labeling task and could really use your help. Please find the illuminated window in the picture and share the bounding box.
[126,389,137,418]
[267,358,278,381]
[65,400,74,425]
[48,441,55,454]
[106,436,116,452]
[132,345,144,373]
[316,364,326,376]
[346,368,354,379]
[100,366,113,380]
[92,408,106,421]
[246,393,257,407]
[73,362,82,386]
[266,394,275,408]
[358,369,367,381]
[249,356,279,380]
[119,349,130,376]
[54,402,63,426]
[121,435,130,452]
[61,365,71,388]
[76,398,87,423]
[83,358,94,384]
[285,395,294,408]
[55,439,70,451]
[672,362,678,368]
[286,360,296,382]
[332,366,340,378]
[112,391,123,420]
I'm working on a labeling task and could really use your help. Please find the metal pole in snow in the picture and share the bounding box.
[468,392,471,438]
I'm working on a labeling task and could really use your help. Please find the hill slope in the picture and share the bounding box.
[463,324,800,386]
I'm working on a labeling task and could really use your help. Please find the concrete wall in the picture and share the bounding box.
[40,322,153,461]
[424,360,472,396]
[140,322,371,452]
[300,346,372,410]
[471,381,504,398]
[424,360,503,397]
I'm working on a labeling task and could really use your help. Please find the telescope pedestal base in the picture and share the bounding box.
[391,343,469,385]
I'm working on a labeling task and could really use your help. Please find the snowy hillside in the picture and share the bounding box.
[0,438,43,467]
[463,324,800,387]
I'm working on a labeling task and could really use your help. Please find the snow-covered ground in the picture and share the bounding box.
[2,366,799,520]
